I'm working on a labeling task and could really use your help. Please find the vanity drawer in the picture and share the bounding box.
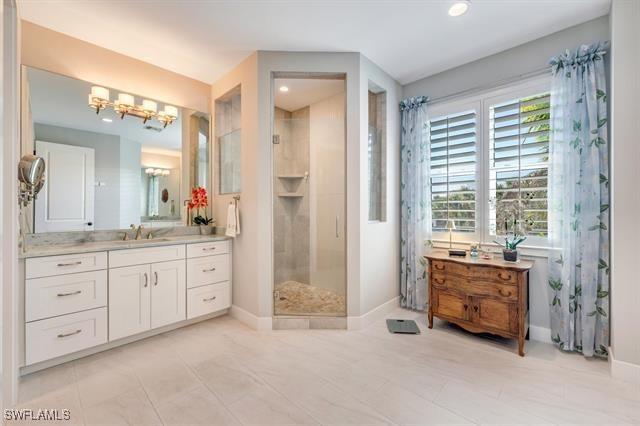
[25,307,107,365]
[187,254,230,288]
[187,282,231,319]
[26,270,107,322]
[26,252,107,279]
[187,241,230,258]
[109,244,185,268]
[433,274,518,302]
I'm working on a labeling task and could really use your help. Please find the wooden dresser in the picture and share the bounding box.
[424,250,534,356]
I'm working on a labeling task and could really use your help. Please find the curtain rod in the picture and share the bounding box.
[426,66,551,106]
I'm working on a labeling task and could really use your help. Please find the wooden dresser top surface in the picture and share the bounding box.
[424,250,534,271]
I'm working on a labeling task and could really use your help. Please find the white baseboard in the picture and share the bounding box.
[230,304,272,331]
[529,325,552,344]
[609,347,640,384]
[347,296,399,330]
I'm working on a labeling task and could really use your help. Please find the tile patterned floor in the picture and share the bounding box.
[13,308,640,425]
[274,281,346,316]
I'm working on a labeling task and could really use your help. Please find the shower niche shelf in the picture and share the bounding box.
[277,175,306,180]
[278,193,304,198]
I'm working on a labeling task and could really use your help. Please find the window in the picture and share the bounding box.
[430,109,478,236]
[428,77,550,247]
[368,82,387,221]
[488,93,550,238]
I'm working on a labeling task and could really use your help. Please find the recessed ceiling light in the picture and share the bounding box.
[448,0,470,17]
[279,86,289,93]
[102,118,113,123]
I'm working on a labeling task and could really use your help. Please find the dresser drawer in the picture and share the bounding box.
[477,267,518,285]
[187,241,230,258]
[26,252,107,279]
[25,307,108,365]
[109,244,185,268]
[26,270,107,322]
[431,274,518,302]
[187,254,230,288]
[187,281,231,319]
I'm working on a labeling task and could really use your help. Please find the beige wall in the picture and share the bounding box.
[359,55,402,315]
[610,0,640,379]
[211,53,260,319]
[20,21,210,114]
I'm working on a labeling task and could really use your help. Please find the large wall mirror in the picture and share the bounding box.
[22,67,211,233]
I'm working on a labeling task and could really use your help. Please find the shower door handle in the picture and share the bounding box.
[335,216,339,238]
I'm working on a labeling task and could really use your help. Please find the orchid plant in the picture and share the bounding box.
[189,186,214,226]
[493,199,533,251]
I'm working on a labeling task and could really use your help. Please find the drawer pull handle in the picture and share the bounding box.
[498,272,512,281]
[203,267,216,273]
[203,247,216,251]
[57,261,82,267]
[57,329,82,338]
[499,288,512,297]
[154,271,158,286]
[143,273,149,288]
[473,306,479,312]
[433,278,445,285]
[434,264,445,270]
[57,290,82,297]
[203,296,217,302]
[463,304,468,310]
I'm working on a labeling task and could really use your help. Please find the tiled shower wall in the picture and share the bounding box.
[273,106,310,286]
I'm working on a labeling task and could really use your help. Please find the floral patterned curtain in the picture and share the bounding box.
[548,42,610,357]
[400,96,431,311]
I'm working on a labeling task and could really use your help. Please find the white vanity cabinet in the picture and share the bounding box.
[186,241,232,319]
[108,247,186,341]
[23,239,231,369]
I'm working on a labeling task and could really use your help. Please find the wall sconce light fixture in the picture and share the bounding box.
[89,86,178,127]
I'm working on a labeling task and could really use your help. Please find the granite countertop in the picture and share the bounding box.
[21,234,232,259]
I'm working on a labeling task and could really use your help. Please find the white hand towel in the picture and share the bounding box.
[226,203,237,237]
[235,202,240,236]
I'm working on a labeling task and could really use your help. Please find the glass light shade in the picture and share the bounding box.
[145,168,155,175]
[161,169,170,176]
[117,93,134,107]
[448,1,469,17]
[162,105,178,118]
[91,86,110,101]
[142,100,157,113]
[153,169,163,176]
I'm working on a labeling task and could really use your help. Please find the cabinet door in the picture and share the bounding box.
[109,265,151,341]
[151,260,186,329]
[432,288,469,321]
[471,296,517,335]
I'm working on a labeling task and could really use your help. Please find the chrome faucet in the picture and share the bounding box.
[130,224,144,240]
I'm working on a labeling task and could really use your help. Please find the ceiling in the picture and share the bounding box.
[18,0,610,85]
[27,67,186,151]
[274,79,344,111]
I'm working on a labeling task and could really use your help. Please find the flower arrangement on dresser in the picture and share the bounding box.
[188,186,215,234]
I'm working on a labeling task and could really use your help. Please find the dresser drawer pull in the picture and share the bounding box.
[57,329,82,338]
[202,247,216,252]
[498,272,512,281]
[57,290,82,297]
[57,261,82,267]
[473,306,479,312]
[434,263,445,270]
[202,267,217,273]
[202,296,217,302]
[498,288,513,297]
[463,304,468,310]
[433,277,445,285]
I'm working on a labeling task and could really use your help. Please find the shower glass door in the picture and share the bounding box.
[273,77,346,316]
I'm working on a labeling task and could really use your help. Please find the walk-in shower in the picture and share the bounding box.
[272,75,346,317]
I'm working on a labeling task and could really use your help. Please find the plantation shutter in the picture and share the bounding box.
[429,110,478,233]
[488,92,550,236]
